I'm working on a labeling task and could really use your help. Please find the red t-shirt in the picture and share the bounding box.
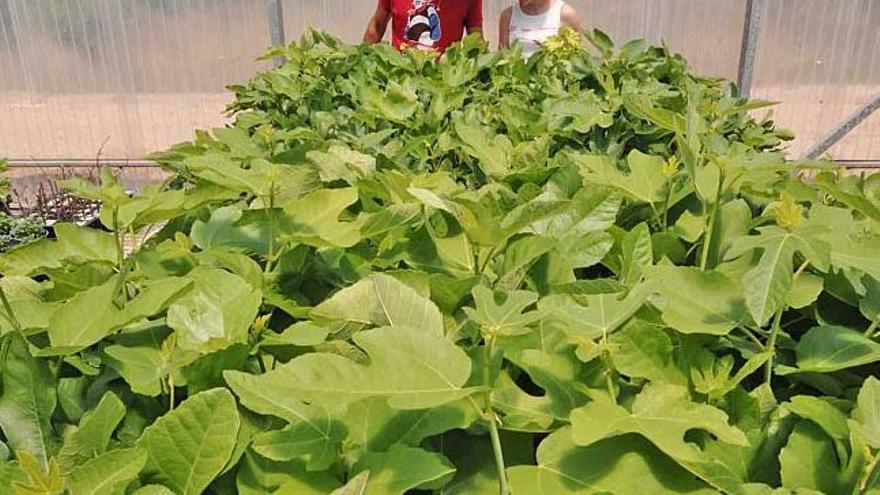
[380,0,483,52]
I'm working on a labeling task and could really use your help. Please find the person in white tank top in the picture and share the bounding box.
[499,0,582,57]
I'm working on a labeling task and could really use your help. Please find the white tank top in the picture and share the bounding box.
[509,1,566,57]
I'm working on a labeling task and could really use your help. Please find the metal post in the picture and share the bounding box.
[268,0,286,66]
[736,0,764,99]
[804,93,880,159]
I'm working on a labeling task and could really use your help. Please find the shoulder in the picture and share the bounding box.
[560,3,582,28]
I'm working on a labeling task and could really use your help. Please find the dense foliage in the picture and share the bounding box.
[1,30,879,495]
[0,159,46,253]
[0,214,46,252]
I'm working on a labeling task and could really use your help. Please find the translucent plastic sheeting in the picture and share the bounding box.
[286,0,745,80]
[0,0,270,160]
[751,0,880,160]
[2,0,879,162]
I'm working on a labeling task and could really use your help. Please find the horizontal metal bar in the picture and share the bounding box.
[6,159,159,168]
[805,93,880,159]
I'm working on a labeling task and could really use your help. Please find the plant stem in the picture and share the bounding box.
[865,320,879,338]
[737,326,765,349]
[661,180,673,231]
[764,308,785,384]
[698,200,718,270]
[699,170,724,271]
[487,415,509,495]
[862,452,880,493]
[113,208,124,272]
[168,374,175,411]
[482,336,509,495]
[264,183,276,275]
[0,285,21,333]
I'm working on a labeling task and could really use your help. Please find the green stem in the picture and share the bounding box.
[865,320,879,338]
[661,186,672,230]
[0,285,21,333]
[699,170,724,271]
[764,308,785,384]
[483,336,509,495]
[699,200,719,271]
[737,326,765,349]
[168,374,175,411]
[264,185,277,275]
[601,328,617,404]
[487,416,509,495]
[862,452,880,493]
[113,209,124,272]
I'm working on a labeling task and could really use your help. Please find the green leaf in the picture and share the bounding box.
[166,267,261,353]
[543,94,613,134]
[507,428,717,494]
[182,154,317,201]
[129,485,176,495]
[646,265,746,335]
[454,121,510,178]
[310,273,443,334]
[538,282,654,341]
[463,286,540,337]
[359,81,418,123]
[103,326,197,397]
[854,376,880,448]
[66,447,147,495]
[225,368,322,425]
[252,418,345,471]
[571,385,749,457]
[532,189,621,240]
[730,225,830,326]
[619,222,653,284]
[783,396,849,441]
[831,238,880,281]
[860,276,880,324]
[344,398,477,453]
[609,321,687,384]
[0,224,116,277]
[235,450,340,495]
[570,384,748,492]
[10,451,64,495]
[138,389,240,495]
[492,372,555,432]
[234,324,473,410]
[785,273,824,309]
[791,325,880,373]
[0,335,56,470]
[190,205,280,256]
[779,421,859,495]
[329,471,369,495]
[283,187,363,248]
[48,277,193,352]
[351,445,455,495]
[575,150,668,205]
[57,392,126,473]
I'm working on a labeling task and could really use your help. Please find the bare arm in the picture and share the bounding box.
[561,3,583,31]
[363,4,391,44]
[499,7,512,49]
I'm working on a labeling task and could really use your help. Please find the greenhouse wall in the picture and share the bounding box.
[0,0,878,163]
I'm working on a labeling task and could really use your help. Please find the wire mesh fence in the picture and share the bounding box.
[0,0,878,163]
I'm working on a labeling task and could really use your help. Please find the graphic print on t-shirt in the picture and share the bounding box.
[405,0,442,49]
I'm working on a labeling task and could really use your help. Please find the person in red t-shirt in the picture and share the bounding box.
[363,0,483,53]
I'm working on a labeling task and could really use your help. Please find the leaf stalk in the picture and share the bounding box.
[763,308,785,384]
[482,336,509,495]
